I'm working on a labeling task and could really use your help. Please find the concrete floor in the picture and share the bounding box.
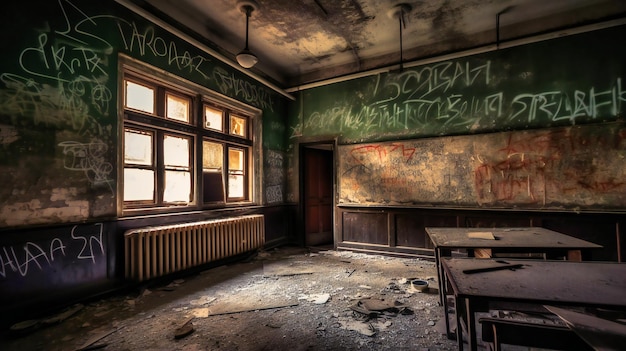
[1,246,461,351]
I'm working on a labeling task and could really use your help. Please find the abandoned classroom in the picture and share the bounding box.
[1,0,626,350]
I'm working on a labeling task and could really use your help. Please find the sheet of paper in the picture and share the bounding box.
[467,231,495,240]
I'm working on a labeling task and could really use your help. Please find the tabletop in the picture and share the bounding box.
[425,227,602,250]
[441,258,626,308]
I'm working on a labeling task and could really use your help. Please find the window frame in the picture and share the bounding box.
[200,100,254,205]
[119,55,261,216]
[123,127,156,205]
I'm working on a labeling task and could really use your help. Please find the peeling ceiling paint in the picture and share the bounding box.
[134,0,626,88]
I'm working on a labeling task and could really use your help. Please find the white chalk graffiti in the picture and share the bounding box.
[71,223,105,263]
[59,140,114,192]
[0,223,105,279]
[510,79,626,123]
[213,66,274,112]
[116,20,212,81]
[295,58,626,138]
[265,185,283,204]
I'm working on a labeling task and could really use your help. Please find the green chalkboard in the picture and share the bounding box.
[291,25,626,143]
[338,122,626,211]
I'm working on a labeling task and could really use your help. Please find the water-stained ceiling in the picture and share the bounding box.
[126,0,626,89]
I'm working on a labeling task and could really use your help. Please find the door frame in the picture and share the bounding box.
[298,139,337,248]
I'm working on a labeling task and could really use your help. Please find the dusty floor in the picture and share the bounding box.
[0,246,459,351]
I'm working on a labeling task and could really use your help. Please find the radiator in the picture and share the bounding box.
[124,215,264,281]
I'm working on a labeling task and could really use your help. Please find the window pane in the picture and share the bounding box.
[228,148,245,199]
[164,135,190,168]
[164,170,191,203]
[166,93,190,122]
[124,168,154,201]
[228,148,244,171]
[125,129,153,166]
[230,115,246,137]
[125,80,154,114]
[203,141,223,170]
[205,106,223,131]
[228,174,244,198]
[203,140,224,202]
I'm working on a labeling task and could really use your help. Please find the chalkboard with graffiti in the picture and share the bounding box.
[290,25,626,143]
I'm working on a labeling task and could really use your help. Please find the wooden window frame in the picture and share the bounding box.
[120,56,260,216]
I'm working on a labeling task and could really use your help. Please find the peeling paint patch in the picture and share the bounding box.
[299,32,347,57]
[50,187,80,201]
[1,199,89,227]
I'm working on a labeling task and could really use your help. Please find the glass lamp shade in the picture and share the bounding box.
[236,49,258,68]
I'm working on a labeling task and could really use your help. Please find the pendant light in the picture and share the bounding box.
[236,0,259,69]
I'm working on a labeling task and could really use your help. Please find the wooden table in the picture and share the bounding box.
[441,258,626,351]
[425,227,602,305]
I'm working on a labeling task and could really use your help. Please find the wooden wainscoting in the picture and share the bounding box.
[335,207,622,261]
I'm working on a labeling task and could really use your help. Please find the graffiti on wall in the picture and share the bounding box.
[0,0,277,225]
[0,223,106,279]
[292,48,626,141]
[264,149,285,204]
[339,123,626,209]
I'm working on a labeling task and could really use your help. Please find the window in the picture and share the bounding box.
[205,105,223,131]
[122,59,258,213]
[124,128,154,202]
[200,103,252,203]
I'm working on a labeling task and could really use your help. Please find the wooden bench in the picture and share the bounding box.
[479,317,592,351]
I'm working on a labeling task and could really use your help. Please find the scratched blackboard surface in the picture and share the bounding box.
[290,25,626,143]
[339,122,626,211]
[0,223,109,306]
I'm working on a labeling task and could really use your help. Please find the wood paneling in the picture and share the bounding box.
[337,207,621,260]
[342,211,387,245]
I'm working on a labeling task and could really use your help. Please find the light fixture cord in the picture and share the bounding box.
[244,7,251,50]
[399,9,404,71]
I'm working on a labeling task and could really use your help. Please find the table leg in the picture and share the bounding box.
[435,249,443,305]
[454,295,480,351]
[455,295,464,351]
[441,265,454,339]
[465,298,478,351]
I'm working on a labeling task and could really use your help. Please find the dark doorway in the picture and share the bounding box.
[302,145,334,247]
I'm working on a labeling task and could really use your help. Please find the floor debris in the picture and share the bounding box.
[206,298,299,316]
[189,308,209,318]
[298,293,331,304]
[174,318,195,339]
[338,318,393,337]
[74,327,120,351]
[9,303,85,335]
[350,298,412,317]
[262,262,317,276]
[1,247,457,351]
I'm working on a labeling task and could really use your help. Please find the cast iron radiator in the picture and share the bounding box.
[124,215,265,281]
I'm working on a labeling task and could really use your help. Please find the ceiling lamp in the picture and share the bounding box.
[236,0,259,69]
[387,3,412,72]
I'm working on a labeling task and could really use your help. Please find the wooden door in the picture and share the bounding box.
[304,147,333,246]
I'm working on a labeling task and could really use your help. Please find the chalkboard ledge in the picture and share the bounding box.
[336,203,626,214]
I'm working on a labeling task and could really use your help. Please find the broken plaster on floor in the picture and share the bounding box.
[1,247,457,351]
